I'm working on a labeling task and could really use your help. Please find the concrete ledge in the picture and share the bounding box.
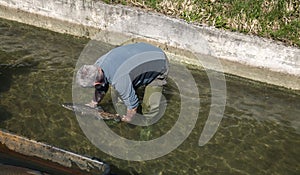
[0,130,110,175]
[0,0,299,90]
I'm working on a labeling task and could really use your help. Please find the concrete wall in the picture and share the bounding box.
[0,0,299,90]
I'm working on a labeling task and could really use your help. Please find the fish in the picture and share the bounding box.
[0,164,47,175]
[62,103,121,122]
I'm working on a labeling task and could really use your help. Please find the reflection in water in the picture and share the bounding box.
[0,18,299,175]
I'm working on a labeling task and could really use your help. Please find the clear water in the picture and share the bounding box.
[0,18,299,175]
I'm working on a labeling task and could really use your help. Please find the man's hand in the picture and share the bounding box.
[121,108,137,123]
[85,100,98,108]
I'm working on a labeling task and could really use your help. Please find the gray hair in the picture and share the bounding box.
[76,65,99,88]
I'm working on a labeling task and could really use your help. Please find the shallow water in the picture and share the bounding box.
[0,18,299,175]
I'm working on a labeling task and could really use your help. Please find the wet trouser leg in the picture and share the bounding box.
[141,64,168,120]
[112,62,168,120]
[141,85,163,119]
[111,85,164,118]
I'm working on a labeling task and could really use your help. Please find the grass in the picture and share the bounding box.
[102,0,300,47]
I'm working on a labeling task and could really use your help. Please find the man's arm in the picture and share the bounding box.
[85,88,106,108]
[122,107,137,122]
[114,76,139,122]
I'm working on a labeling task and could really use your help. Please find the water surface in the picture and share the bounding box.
[0,18,299,175]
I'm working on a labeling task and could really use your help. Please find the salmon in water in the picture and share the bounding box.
[62,103,120,122]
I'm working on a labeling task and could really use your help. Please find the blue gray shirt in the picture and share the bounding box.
[95,42,168,109]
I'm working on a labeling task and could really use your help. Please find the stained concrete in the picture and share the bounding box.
[0,0,299,90]
[0,130,110,175]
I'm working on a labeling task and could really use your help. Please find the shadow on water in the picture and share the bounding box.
[0,49,39,91]
[0,49,39,122]
[0,106,11,123]
[109,165,139,175]
[90,156,138,175]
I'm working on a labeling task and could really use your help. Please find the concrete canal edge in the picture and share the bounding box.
[0,0,299,91]
[0,130,111,175]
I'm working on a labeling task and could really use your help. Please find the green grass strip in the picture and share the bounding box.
[102,0,300,47]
